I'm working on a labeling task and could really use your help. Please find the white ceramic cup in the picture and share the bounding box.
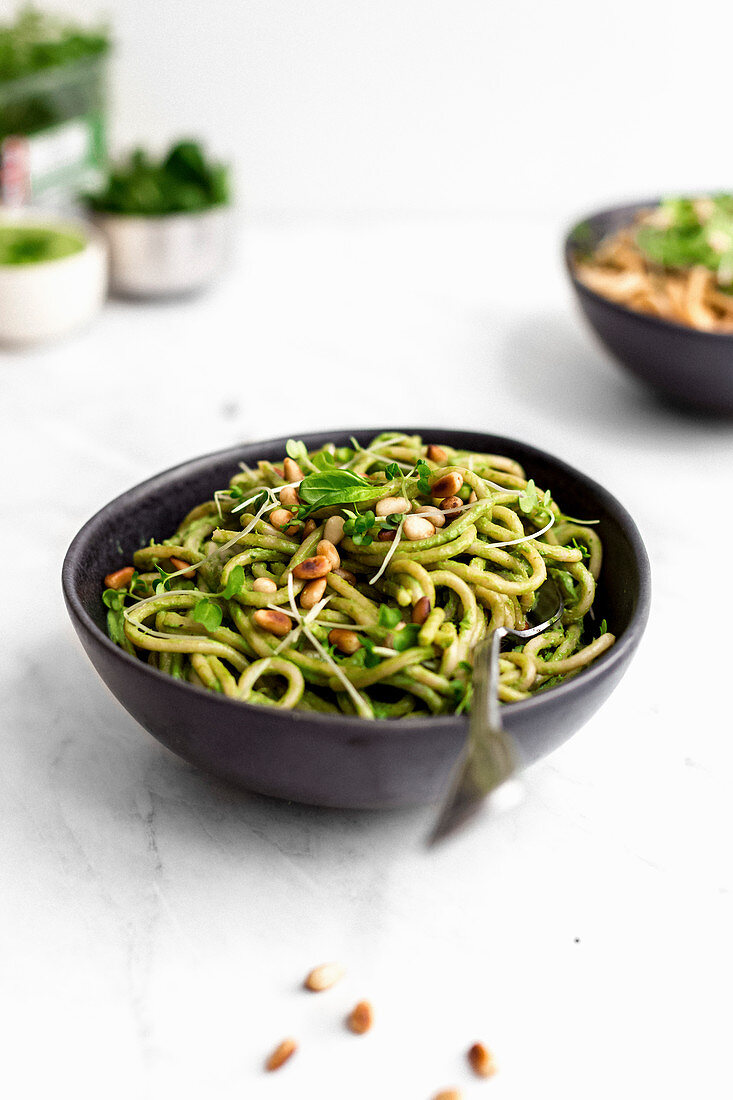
[0,209,108,347]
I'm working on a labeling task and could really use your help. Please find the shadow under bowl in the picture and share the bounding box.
[565,200,733,413]
[62,428,651,810]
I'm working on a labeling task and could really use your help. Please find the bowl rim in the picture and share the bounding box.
[62,427,652,736]
[564,197,733,342]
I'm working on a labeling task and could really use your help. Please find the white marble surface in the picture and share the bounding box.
[2,216,732,1100]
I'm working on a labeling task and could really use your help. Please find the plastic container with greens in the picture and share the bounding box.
[0,7,110,206]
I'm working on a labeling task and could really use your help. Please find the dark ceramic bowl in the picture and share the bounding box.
[62,428,651,810]
[565,200,733,413]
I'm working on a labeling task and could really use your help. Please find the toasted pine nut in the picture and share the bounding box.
[412,596,431,624]
[317,539,340,570]
[279,485,300,509]
[324,515,345,545]
[414,505,445,528]
[430,471,463,498]
[283,457,303,483]
[253,577,277,594]
[293,555,332,580]
[332,567,357,585]
[427,444,448,463]
[265,1038,297,1072]
[104,566,134,589]
[432,1091,463,1100]
[346,1000,373,1035]
[302,518,317,540]
[170,556,195,578]
[467,1042,496,1078]
[375,495,409,517]
[328,628,361,655]
[270,508,296,533]
[300,577,327,609]
[440,495,463,520]
[403,515,436,541]
[304,961,345,992]
[253,609,291,636]
[377,529,396,542]
[468,490,478,503]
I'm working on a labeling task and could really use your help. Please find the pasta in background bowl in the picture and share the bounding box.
[565,199,733,413]
[63,429,650,809]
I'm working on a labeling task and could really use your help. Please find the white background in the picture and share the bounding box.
[36,0,733,219]
[2,3,733,1100]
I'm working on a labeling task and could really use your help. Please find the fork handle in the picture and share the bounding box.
[486,626,507,730]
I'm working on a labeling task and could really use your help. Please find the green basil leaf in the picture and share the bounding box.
[299,469,372,502]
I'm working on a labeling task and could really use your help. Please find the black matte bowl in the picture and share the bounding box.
[62,428,651,809]
[565,200,733,413]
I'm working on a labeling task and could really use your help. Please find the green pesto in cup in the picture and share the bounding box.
[0,225,86,265]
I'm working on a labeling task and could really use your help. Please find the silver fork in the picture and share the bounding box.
[428,577,564,845]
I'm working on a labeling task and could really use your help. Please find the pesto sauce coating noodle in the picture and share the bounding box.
[104,434,615,717]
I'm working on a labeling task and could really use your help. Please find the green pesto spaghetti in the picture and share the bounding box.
[102,433,615,719]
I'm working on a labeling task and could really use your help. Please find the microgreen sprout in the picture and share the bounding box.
[129,570,146,596]
[415,459,432,495]
[382,512,405,528]
[360,635,382,669]
[285,438,318,472]
[569,537,590,560]
[343,509,376,546]
[214,486,244,520]
[154,563,173,594]
[102,588,125,611]
[378,606,402,629]
[391,624,421,652]
[518,479,552,516]
[191,599,223,632]
[221,565,244,599]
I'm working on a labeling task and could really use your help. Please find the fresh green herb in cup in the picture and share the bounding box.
[85,140,230,216]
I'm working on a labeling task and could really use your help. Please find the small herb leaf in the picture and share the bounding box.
[378,606,402,629]
[191,599,223,632]
[391,624,421,652]
[221,565,244,599]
